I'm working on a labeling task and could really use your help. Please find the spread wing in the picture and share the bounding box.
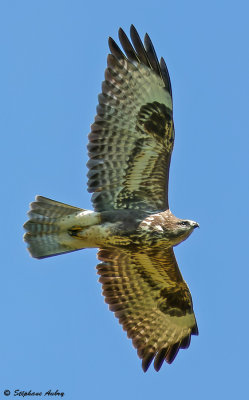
[97,247,198,372]
[87,25,175,212]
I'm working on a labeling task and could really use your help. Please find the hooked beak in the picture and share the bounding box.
[193,222,199,229]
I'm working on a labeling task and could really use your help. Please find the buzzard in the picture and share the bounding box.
[24,25,199,372]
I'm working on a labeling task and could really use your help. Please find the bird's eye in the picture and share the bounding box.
[179,221,188,226]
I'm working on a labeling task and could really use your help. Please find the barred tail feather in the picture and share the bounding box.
[23,196,87,259]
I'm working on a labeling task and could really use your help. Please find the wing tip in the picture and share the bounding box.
[142,352,155,372]
[140,327,198,372]
[191,323,199,336]
[107,25,172,94]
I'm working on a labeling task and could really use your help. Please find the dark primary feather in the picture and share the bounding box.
[87,25,174,213]
[159,57,172,97]
[154,347,168,372]
[108,36,124,60]
[129,24,151,68]
[144,33,162,79]
[118,28,140,63]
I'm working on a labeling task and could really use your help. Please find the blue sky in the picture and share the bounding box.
[1,0,249,399]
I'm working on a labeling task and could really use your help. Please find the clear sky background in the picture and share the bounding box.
[1,0,249,399]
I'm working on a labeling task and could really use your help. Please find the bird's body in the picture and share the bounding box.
[24,25,199,372]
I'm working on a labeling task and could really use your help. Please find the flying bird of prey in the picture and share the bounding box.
[24,25,199,372]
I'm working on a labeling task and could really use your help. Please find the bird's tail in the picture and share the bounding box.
[23,196,98,259]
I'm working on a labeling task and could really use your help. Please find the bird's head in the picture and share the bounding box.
[172,219,199,245]
[163,216,199,246]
